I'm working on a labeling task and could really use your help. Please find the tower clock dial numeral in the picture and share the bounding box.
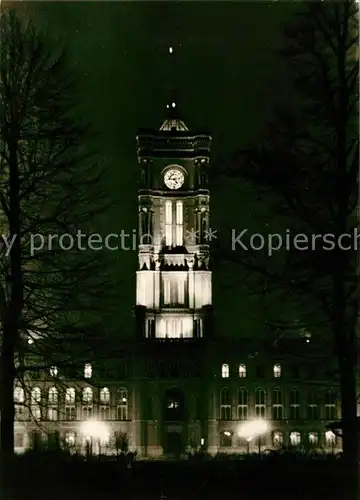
[164,169,184,190]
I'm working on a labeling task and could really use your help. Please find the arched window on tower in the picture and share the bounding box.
[165,201,172,246]
[176,201,183,245]
[220,388,231,420]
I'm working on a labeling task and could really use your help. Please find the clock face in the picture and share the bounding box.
[164,169,184,190]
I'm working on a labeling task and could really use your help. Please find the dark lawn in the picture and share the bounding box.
[4,452,348,500]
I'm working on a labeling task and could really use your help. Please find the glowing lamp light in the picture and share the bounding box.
[81,420,110,443]
[224,431,232,437]
[172,102,176,108]
[325,430,336,443]
[238,419,269,440]
[169,47,173,54]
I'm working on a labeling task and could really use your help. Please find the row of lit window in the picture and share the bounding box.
[15,405,129,422]
[219,387,337,406]
[36,364,93,379]
[221,363,282,378]
[38,363,126,381]
[219,405,337,421]
[14,386,128,405]
[48,364,93,379]
[220,430,337,447]
[14,431,129,449]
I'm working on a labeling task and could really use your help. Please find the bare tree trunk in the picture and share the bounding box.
[334,273,359,499]
[0,138,23,475]
[0,322,16,477]
[338,360,359,499]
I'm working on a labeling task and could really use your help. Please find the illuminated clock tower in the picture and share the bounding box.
[135,105,212,340]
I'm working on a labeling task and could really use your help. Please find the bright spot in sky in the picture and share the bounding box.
[169,47,173,54]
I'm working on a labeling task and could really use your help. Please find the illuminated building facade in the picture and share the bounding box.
[13,113,341,456]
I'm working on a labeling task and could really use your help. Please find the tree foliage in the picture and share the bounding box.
[0,9,117,458]
[213,1,359,496]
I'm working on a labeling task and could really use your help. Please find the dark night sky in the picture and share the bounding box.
[24,1,300,339]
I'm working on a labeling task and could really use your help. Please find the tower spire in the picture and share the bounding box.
[159,45,188,131]
[166,45,178,118]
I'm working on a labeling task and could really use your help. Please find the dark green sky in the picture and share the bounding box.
[26,1,300,338]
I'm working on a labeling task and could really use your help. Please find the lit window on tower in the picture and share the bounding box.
[164,278,171,305]
[165,201,172,246]
[176,201,183,245]
[178,279,185,304]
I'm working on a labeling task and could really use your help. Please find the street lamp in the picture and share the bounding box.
[238,419,270,455]
[81,420,110,456]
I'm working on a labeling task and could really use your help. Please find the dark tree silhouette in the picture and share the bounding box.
[214,1,359,497]
[0,9,117,470]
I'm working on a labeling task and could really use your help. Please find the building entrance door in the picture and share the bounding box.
[166,431,182,457]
